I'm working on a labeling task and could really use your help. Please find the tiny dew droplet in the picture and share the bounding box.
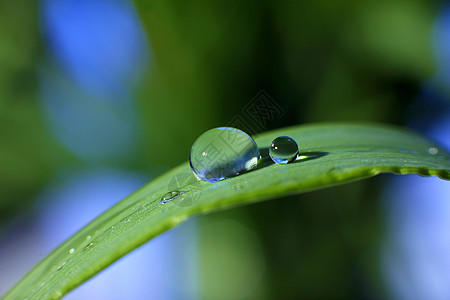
[159,190,185,204]
[56,261,66,271]
[189,127,260,182]
[269,136,299,164]
[69,248,75,254]
[232,183,243,191]
[428,147,438,155]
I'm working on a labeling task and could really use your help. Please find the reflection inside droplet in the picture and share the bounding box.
[269,136,299,164]
[189,127,260,182]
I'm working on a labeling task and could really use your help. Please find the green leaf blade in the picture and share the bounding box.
[4,122,450,299]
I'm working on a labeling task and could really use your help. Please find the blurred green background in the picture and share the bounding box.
[1,0,449,299]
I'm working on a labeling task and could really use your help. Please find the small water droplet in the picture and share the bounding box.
[159,190,185,204]
[124,219,131,224]
[56,261,66,271]
[428,147,438,155]
[85,242,94,250]
[69,248,75,254]
[189,127,260,182]
[232,183,243,190]
[86,235,92,240]
[269,136,299,164]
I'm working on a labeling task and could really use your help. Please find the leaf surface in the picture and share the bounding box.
[4,123,450,299]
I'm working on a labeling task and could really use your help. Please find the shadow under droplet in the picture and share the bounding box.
[292,151,329,164]
[253,148,329,170]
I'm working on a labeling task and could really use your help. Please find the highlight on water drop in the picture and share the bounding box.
[189,127,260,182]
[269,136,299,164]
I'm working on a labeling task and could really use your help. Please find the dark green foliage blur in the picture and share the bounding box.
[0,1,72,218]
[0,0,438,298]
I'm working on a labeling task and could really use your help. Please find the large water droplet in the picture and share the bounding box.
[269,136,299,164]
[189,127,260,182]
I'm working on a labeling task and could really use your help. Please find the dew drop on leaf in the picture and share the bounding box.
[159,190,185,204]
[269,136,299,164]
[189,127,260,182]
[428,147,439,155]
[56,262,66,271]
[232,183,243,190]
